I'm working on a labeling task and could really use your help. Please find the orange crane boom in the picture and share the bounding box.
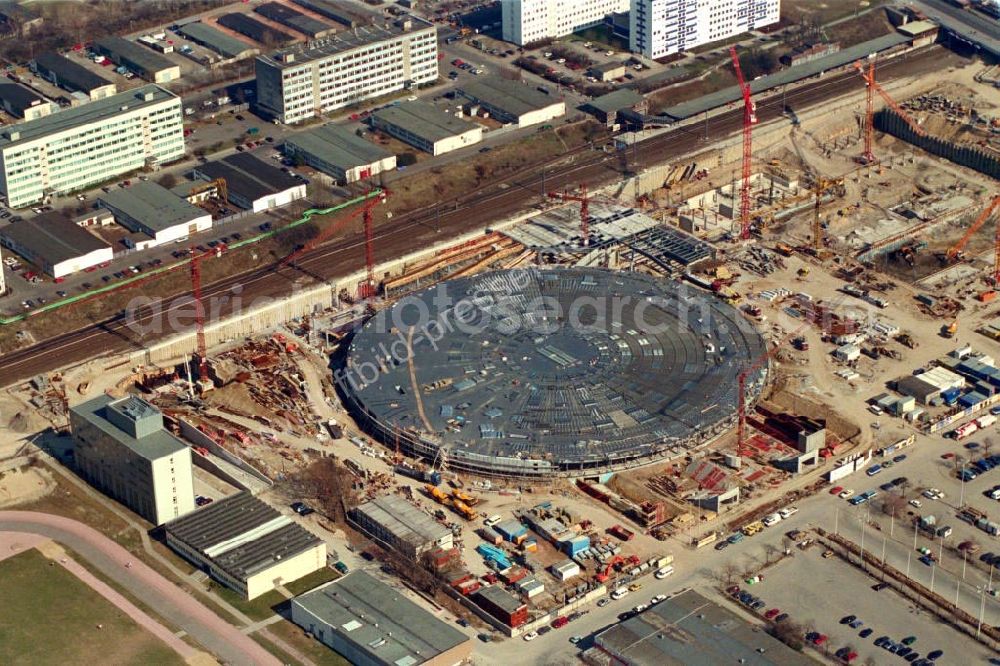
[730,46,757,241]
[947,194,1000,265]
[547,184,591,247]
[854,60,925,164]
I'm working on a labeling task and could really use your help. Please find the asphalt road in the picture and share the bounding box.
[0,46,954,388]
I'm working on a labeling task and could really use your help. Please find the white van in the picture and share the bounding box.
[611,587,629,600]
[484,515,502,527]
[654,565,675,579]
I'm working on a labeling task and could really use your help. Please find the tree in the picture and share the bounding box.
[276,221,320,256]
[737,48,779,81]
[985,436,995,460]
[157,173,178,188]
[763,542,781,565]
[880,494,907,517]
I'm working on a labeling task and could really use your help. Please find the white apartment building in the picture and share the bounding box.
[0,85,184,208]
[501,0,630,45]
[631,0,781,60]
[256,17,438,125]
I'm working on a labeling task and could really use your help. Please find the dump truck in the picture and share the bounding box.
[425,484,451,504]
[451,498,477,520]
[450,488,479,506]
[608,524,635,541]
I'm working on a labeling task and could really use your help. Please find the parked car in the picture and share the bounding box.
[333,561,349,574]
[290,501,314,516]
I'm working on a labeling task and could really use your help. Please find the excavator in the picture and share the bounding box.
[942,319,959,339]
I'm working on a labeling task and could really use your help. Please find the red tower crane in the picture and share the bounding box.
[854,60,926,164]
[189,244,226,384]
[946,195,1000,282]
[730,46,757,241]
[547,184,591,247]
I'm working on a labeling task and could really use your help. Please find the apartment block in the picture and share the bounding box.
[630,0,781,60]
[255,16,437,124]
[0,84,184,208]
[501,0,630,45]
[70,395,195,525]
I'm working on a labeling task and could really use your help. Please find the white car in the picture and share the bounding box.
[778,506,799,519]
[910,499,922,508]
[923,488,944,500]
[484,515,502,527]
[611,587,629,600]
[523,631,538,642]
[762,513,782,527]
[651,594,667,604]
[633,603,648,613]
[654,565,674,579]
[839,489,854,499]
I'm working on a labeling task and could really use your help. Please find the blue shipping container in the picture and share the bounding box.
[562,535,591,556]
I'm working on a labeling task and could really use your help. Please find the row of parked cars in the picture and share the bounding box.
[873,634,943,664]
[715,506,799,551]
[959,453,1000,482]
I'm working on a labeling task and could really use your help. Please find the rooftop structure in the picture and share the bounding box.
[98,181,213,245]
[30,52,117,100]
[177,22,258,60]
[290,0,372,28]
[193,152,306,212]
[584,88,646,125]
[283,124,396,184]
[256,2,336,38]
[217,12,295,46]
[94,36,180,83]
[339,268,765,477]
[348,495,453,559]
[370,100,481,155]
[458,78,565,127]
[292,571,472,666]
[593,589,813,665]
[0,212,112,277]
[165,491,326,600]
[0,81,52,120]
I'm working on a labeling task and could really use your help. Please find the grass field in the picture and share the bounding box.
[0,549,184,666]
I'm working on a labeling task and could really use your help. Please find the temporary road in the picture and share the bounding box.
[0,46,954,388]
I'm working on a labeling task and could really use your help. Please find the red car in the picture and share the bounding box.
[844,652,858,663]
[551,616,568,629]
[812,634,828,646]
[942,453,955,459]
[829,486,843,495]
[764,608,781,619]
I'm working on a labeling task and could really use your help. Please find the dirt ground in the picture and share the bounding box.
[0,466,54,508]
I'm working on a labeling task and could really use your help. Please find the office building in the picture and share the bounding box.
[70,395,196,525]
[165,491,326,600]
[630,0,781,60]
[94,36,181,83]
[501,0,629,45]
[193,152,306,212]
[255,17,437,124]
[348,495,453,559]
[0,81,54,120]
[292,571,473,666]
[284,124,395,184]
[30,52,117,100]
[0,84,184,208]
[98,181,213,246]
[458,78,565,127]
[0,212,112,278]
[370,101,482,156]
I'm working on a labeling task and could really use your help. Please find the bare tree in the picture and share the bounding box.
[985,436,995,460]
[763,542,781,565]
[880,494,907,517]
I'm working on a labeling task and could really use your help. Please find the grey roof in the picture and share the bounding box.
[660,32,910,120]
[459,78,562,119]
[0,1,38,22]
[217,12,294,46]
[587,88,644,114]
[32,52,114,94]
[196,152,302,203]
[0,81,45,115]
[259,16,434,68]
[911,0,1000,56]
[178,22,257,59]
[256,2,334,38]
[0,212,109,264]
[94,36,177,76]
[349,495,451,547]
[372,100,479,143]
[165,491,323,581]
[474,585,525,613]
[285,123,393,170]
[595,589,814,666]
[294,571,469,664]
[591,61,626,74]
[71,394,187,461]
[897,374,940,397]
[290,0,371,28]
[0,85,177,149]
[98,181,208,233]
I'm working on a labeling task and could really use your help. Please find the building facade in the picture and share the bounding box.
[70,395,195,525]
[98,181,213,246]
[283,124,396,184]
[370,101,483,156]
[256,17,438,124]
[501,0,630,45]
[631,0,781,60]
[0,212,113,278]
[0,85,184,208]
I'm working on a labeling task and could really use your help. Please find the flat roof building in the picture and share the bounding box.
[583,88,646,126]
[292,571,472,666]
[458,78,565,127]
[291,0,371,28]
[255,17,437,124]
[348,495,453,559]
[370,101,482,156]
[0,84,184,208]
[178,22,259,60]
[217,12,295,46]
[193,152,306,212]
[473,585,528,628]
[0,212,112,278]
[590,61,626,82]
[165,491,326,600]
[98,181,213,246]
[283,124,395,184]
[94,36,181,83]
[0,81,53,120]
[30,52,117,100]
[593,589,813,665]
[70,395,195,525]
[255,2,336,38]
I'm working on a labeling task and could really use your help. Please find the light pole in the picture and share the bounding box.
[960,462,967,508]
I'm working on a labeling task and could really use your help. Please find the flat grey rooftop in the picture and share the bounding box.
[95,36,177,74]
[0,85,176,149]
[0,81,45,114]
[196,152,301,203]
[0,212,109,264]
[459,78,561,118]
[32,52,114,93]
[294,570,469,664]
[285,123,393,170]
[587,88,644,114]
[71,394,187,461]
[178,22,257,59]
[372,100,478,143]
[350,495,451,547]
[99,181,207,232]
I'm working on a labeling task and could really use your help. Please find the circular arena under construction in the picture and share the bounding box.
[337,268,767,478]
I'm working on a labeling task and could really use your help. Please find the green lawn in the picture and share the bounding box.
[0,549,184,666]
[284,566,341,596]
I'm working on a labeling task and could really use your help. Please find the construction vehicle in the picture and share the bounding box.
[425,484,451,504]
[730,46,757,240]
[942,319,959,338]
[945,195,1000,265]
[596,555,626,583]
[896,333,917,349]
[854,60,926,164]
[775,242,794,257]
[452,498,477,520]
[450,487,479,506]
[608,524,635,541]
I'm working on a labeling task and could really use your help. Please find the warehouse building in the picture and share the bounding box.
[98,181,213,247]
[30,52,117,100]
[70,395,195,525]
[290,0,369,28]
[193,152,306,212]
[177,22,258,60]
[0,85,184,208]
[165,491,326,600]
[370,101,482,156]
[255,17,437,124]
[292,571,473,666]
[589,61,626,82]
[0,212,112,277]
[458,78,565,128]
[0,81,54,120]
[255,2,336,38]
[217,12,295,46]
[348,495,453,559]
[283,124,395,184]
[94,36,181,83]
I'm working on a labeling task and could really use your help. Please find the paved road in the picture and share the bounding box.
[0,45,955,388]
[0,511,280,666]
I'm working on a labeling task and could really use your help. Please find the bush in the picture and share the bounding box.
[398,152,418,167]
